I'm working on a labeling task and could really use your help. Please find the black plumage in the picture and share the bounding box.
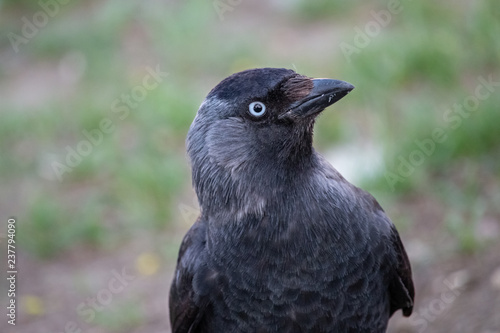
[169,68,414,332]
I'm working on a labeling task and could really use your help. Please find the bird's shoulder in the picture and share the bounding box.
[314,153,392,229]
[169,217,208,333]
[315,153,414,316]
[355,189,414,316]
[176,218,207,268]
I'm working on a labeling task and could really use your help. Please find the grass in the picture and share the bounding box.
[1,0,499,261]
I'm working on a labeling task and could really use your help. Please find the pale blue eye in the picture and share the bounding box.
[249,102,266,117]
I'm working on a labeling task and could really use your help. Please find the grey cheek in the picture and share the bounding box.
[205,119,254,170]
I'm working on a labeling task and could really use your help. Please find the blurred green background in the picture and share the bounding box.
[0,0,499,332]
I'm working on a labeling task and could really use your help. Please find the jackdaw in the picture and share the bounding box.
[169,68,414,332]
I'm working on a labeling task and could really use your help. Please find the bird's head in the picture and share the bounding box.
[187,68,353,215]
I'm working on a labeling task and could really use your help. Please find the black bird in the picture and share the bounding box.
[169,68,414,332]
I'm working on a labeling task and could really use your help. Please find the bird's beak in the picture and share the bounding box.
[281,79,354,120]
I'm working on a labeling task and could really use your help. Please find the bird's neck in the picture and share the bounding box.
[188,117,318,220]
[193,146,316,221]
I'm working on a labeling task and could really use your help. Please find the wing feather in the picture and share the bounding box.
[169,219,208,333]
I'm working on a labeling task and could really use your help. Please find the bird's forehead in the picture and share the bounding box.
[207,68,297,101]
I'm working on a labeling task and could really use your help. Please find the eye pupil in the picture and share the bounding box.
[249,101,266,117]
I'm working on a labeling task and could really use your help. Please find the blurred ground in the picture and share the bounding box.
[0,1,499,332]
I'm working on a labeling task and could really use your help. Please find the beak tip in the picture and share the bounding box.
[312,79,354,91]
